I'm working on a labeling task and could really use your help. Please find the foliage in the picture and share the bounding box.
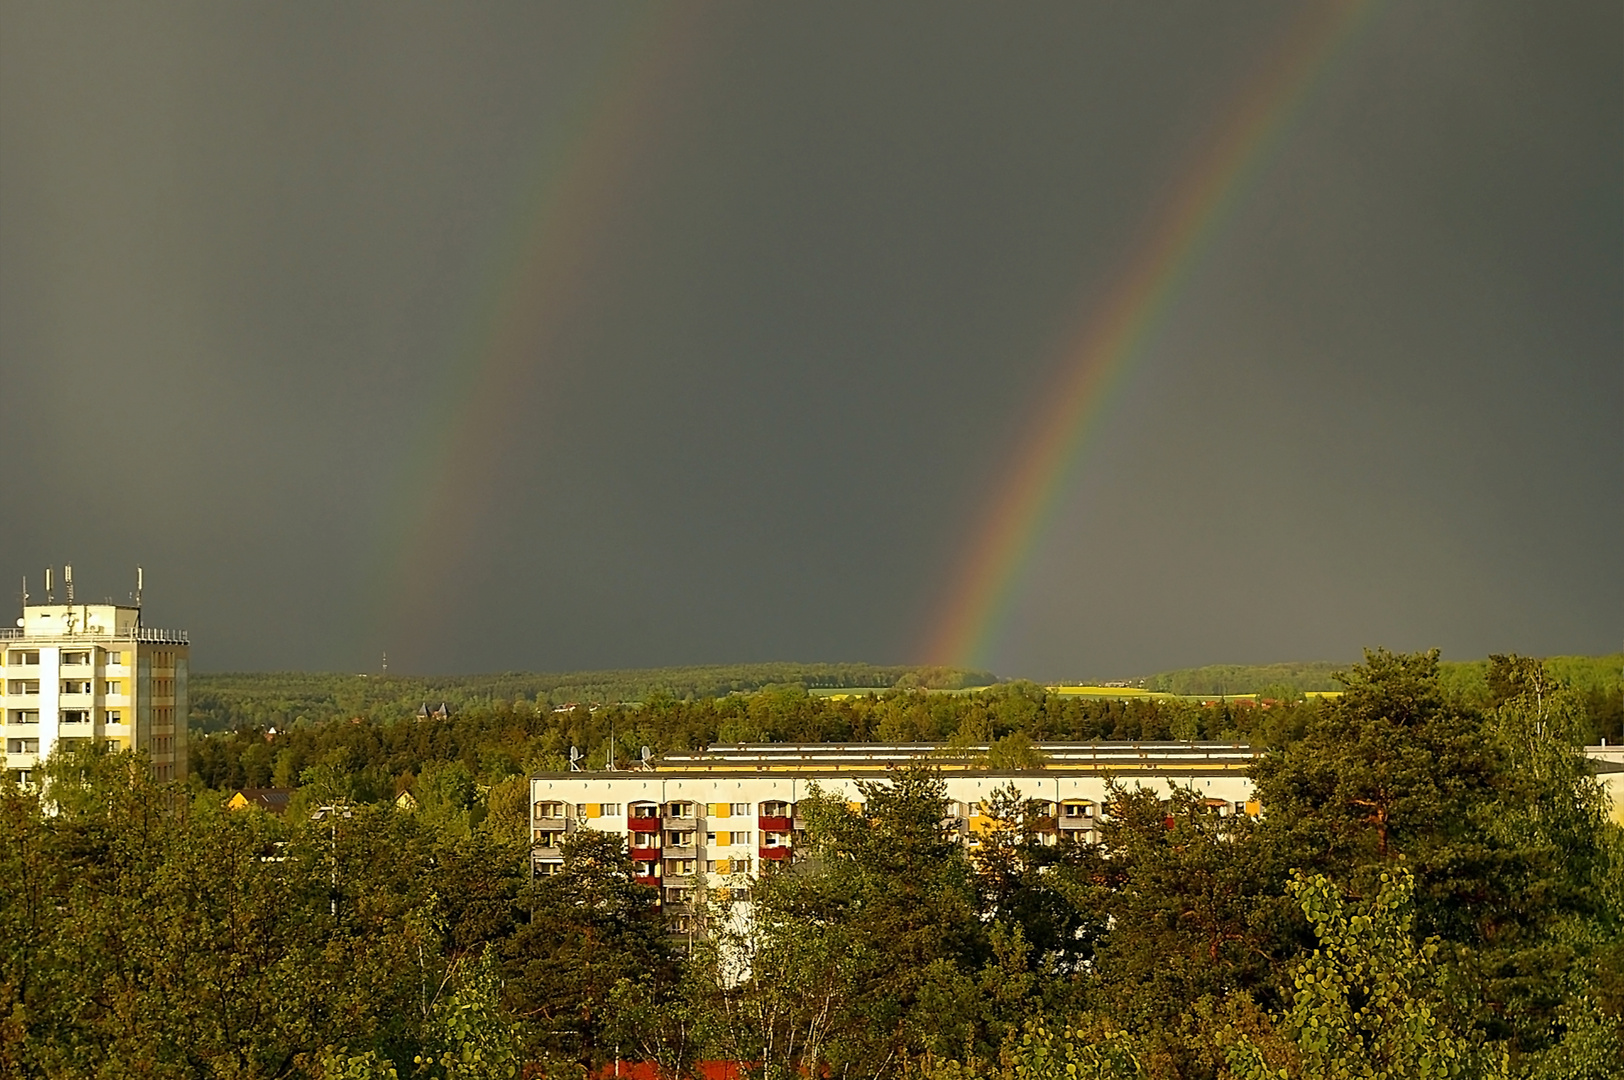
[1225,870,1505,1080]
[190,663,997,733]
[8,648,1622,1078]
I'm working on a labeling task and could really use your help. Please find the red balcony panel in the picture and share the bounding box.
[628,818,661,833]
[757,815,792,831]
[635,874,661,889]
[758,846,792,861]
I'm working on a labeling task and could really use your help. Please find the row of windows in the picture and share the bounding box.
[3,679,126,695]
[639,858,755,879]
[626,828,779,844]
[534,800,788,820]
[4,650,128,667]
[3,709,123,726]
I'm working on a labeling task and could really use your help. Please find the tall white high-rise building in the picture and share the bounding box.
[1,567,188,785]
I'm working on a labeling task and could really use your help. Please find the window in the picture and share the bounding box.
[764,831,790,848]
[6,739,39,754]
[601,803,620,816]
[533,801,564,818]
[7,681,39,695]
[705,859,717,873]
[103,681,122,695]
[665,801,692,818]
[7,652,39,666]
[1063,803,1094,818]
[730,887,749,902]
[664,859,696,876]
[62,681,92,695]
[532,830,564,847]
[666,830,694,847]
[535,860,563,877]
[632,833,660,849]
[62,651,91,666]
[62,710,90,724]
[633,859,659,876]
[104,652,124,667]
[730,831,752,845]
[731,802,750,815]
[630,802,659,818]
[706,831,718,845]
[8,711,39,724]
[106,711,122,725]
[761,800,791,817]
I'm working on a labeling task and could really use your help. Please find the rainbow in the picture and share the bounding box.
[365,8,703,659]
[925,0,1380,670]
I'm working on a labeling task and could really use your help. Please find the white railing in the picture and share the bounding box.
[0,626,188,644]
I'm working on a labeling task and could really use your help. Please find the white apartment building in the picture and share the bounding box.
[531,741,1259,930]
[2,569,189,785]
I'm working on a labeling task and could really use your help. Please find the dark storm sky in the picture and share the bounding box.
[1,2,1618,678]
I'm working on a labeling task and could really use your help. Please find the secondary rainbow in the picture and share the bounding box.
[365,8,701,657]
[925,0,1380,670]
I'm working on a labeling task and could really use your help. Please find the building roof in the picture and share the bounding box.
[532,740,1259,779]
[228,788,293,813]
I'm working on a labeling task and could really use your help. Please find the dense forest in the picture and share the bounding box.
[2,651,1620,1077]
[187,654,1624,815]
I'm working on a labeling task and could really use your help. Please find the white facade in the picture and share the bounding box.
[530,743,1259,930]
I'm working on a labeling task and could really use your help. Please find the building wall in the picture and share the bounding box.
[530,767,1257,930]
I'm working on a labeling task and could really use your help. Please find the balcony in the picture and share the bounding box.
[758,814,792,832]
[758,846,792,861]
[663,815,698,829]
[628,817,661,833]
[532,815,568,832]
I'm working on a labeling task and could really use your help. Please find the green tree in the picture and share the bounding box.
[500,829,675,1072]
[722,767,987,1076]
[1225,870,1506,1080]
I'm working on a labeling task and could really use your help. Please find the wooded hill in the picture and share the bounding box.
[188,662,996,733]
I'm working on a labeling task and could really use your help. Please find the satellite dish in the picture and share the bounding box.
[639,746,653,771]
[568,746,583,772]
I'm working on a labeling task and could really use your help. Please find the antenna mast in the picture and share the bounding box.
[44,567,53,604]
[135,566,143,608]
[64,564,73,603]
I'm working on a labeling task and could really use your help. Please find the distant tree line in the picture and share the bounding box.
[3,651,1620,1078]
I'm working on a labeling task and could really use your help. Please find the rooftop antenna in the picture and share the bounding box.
[607,717,616,771]
[568,746,583,772]
[135,566,143,608]
[44,567,53,604]
[63,564,73,603]
[382,651,388,676]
